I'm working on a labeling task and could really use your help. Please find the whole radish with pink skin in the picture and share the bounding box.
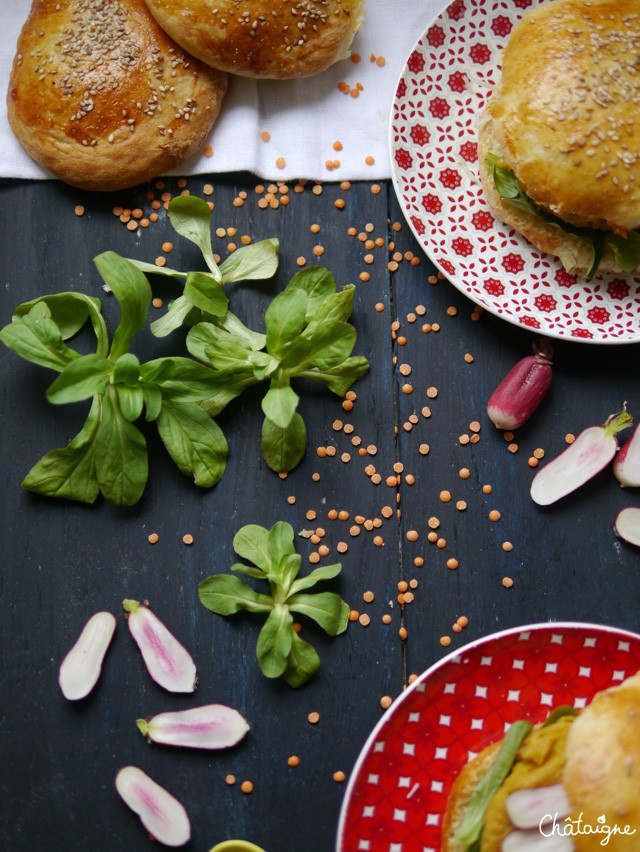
[124,599,197,693]
[531,409,633,506]
[614,422,640,487]
[487,340,553,431]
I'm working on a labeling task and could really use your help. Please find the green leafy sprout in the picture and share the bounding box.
[487,152,640,278]
[198,522,349,688]
[0,196,369,505]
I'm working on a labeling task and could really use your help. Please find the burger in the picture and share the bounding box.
[442,672,640,850]
[478,0,640,278]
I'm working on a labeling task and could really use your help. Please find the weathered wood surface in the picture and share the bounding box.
[0,175,639,852]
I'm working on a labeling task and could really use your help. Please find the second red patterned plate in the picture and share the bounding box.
[336,622,640,851]
[389,0,640,343]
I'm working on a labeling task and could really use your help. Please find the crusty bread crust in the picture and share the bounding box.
[488,0,640,233]
[143,0,365,80]
[7,0,228,191]
[477,112,626,277]
[563,673,640,851]
[441,741,502,852]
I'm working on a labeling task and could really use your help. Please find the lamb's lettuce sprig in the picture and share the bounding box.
[187,267,370,472]
[0,252,228,506]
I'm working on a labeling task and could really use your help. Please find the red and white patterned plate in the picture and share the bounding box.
[336,621,640,851]
[389,0,640,343]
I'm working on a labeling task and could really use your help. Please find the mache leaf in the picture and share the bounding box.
[261,412,306,473]
[282,632,321,688]
[94,390,148,506]
[156,400,228,487]
[256,605,294,678]
[167,196,221,281]
[198,574,274,615]
[287,592,350,636]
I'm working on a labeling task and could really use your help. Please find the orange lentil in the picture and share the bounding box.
[464,353,474,363]
[426,387,438,399]
[440,490,452,503]
[350,88,360,98]
[447,558,459,570]
[147,533,159,544]
[154,257,166,268]
[469,421,481,433]
[315,527,326,538]
[382,613,392,624]
[456,501,467,511]
[318,544,330,557]
[405,474,415,485]
[427,531,438,543]
[371,184,381,195]
[380,695,392,709]
[533,448,545,459]
[296,257,306,267]
[308,552,320,564]
[287,496,296,505]
[358,613,371,627]
[457,616,469,628]
[419,444,430,455]
[240,781,254,794]
[337,542,348,553]
[373,535,384,547]
[402,384,413,395]
[376,56,386,66]
[363,519,374,531]
[459,434,470,445]
[334,198,346,210]
[364,253,374,264]
[397,335,407,345]
[375,302,385,312]
[344,424,355,435]
[342,400,353,412]
[502,541,513,552]
[440,636,451,647]
[381,505,393,518]
[446,306,458,317]
[365,155,375,165]
[459,468,470,479]
[316,447,327,458]
[399,627,408,640]
[566,433,576,444]
[363,591,375,603]
[399,364,411,376]
[371,474,382,485]
[366,444,378,455]
[508,443,519,454]
[333,771,346,783]
[482,484,493,494]
[428,517,440,530]
[453,624,463,634]
[126,221,138,232]
[338,510,349,521]
[406,530,419,542]
[287,755,300,767]
[414,556,424,567]
[306,510,317,521]
[341,452,351,463]
[397,580,409,593]
[503,431,514,442]
[351,52,361,62]
[225,775,236,786]
[333,140,343,151]
[151,298,163,309]
[436,538,447,549]
[489,510,501,522]
[308,711,320,724]
[502,577,514,588]
[311,473,320,482]
[385,475,397,487]
[528,457,539,468]
[348,610,360,622]
[359,272,371,282]
[74,205,85,217]
[182,534,194,545]
[350,525,361,537]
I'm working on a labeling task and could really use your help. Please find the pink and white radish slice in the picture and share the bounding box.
[487,340,553,431]
[137,704,250,750]
[502,829,575,851]
[115,765,190,847]
[615,507,640,547]
[506,784,572,830]
[503,785,575,850]
[58,611,116,701]
[614,422,640,487]
[530,410,633,506]
[123,599,197,693]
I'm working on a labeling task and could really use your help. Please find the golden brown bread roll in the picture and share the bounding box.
[7,0,228,191]
[142,0,365,79]
[479,0,640,276]
[563,673,640,851]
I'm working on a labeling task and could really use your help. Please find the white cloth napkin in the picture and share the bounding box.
[1,0,448,183]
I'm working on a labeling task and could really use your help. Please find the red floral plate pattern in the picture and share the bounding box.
[336,622,640,851]
[389,0,640,343]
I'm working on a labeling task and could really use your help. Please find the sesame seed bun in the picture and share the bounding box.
[142,0,365,80]
[479,0,640,275]
[7,0,228,192]
[562,672,640,851]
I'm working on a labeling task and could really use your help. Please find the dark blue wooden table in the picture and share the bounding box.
[1,174,639,852]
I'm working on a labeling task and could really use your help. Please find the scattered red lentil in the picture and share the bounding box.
[488,510,501,522]
[147,533,159,544]
[182,534,194,545]
[380,695,392,709]
[502,577,514,588]
[446,558,459,570]
[440,636,452,647]
[225,775,236,786]
[333,771,346,783]
[482,484,493,494]
[308,712,320,725]
[275,157,286,169]
[502,541,513,552]
[565,434,576,444]
[74,205,85,217]
[287,755,300,767]
[240,781,254,794]
[440,490,452,503]
[382,614,392,624]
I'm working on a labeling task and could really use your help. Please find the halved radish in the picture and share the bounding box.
[614,423,640,487]
[615,507,640,547]
[58,611,116,701]
[137,704,249,750]
[531,410,632,506]
[506,784,571,830]
[115,766,190,847]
